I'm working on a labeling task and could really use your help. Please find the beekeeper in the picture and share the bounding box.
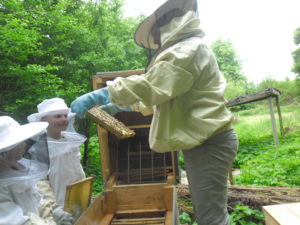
[28,98,86,206]
[71,0,238,224]
[0,116,72,225]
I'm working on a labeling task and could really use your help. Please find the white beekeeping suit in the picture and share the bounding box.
[28,97,86,206]
[46,131,86,206]
[0,116,49,225]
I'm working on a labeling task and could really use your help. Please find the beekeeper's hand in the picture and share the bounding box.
[100,103,132,115]
[71,87,110,117]
[52,204,74,225]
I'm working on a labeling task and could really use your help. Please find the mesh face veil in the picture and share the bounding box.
[0,117,49,186]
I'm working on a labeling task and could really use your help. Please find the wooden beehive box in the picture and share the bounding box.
[76,70,180,225]
[263,202,300,225]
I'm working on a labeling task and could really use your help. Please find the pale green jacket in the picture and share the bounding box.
[107,11,233,153]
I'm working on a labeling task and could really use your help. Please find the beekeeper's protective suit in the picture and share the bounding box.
[28,97,86,206]
[0,116,50,225]
[70,0,238,224]
[46,132,86,206]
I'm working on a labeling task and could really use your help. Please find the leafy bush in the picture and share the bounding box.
[230,205,264,225]
[235,131,300,186]
[179,212,192,224]
[179,204,265,225]
[82,134,103,194]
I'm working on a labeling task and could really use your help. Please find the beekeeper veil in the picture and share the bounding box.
[27,97,77,132]
[134,0,198,50]
[0,116,49,186]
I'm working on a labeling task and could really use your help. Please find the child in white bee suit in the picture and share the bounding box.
[0,116,73,225]
[71,0,238,224]
[28,98,86,208]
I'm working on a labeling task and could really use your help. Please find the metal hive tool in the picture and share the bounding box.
[86,106,135,139]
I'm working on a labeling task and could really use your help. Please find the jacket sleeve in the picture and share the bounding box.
[131,101,154,116]
[107,48,195,107]
[0,189,30,225]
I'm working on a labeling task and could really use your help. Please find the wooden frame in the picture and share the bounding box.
[75,182,177,225]
[263,202,300,225]
[91,70,179,185]
[64,177,94,216]
[75,70,178,225]
[227,88,283,147]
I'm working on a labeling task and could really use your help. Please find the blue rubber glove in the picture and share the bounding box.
[71,87,110,117]
[100,103,132,116]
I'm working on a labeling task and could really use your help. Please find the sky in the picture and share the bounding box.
[123,0,300,84]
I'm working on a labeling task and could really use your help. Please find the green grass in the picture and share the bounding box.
[232,104,300,186]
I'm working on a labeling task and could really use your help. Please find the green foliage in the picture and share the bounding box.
[178,203,265,225]
[225,79,248,100]
[230,205,264,225]
[82,134,103,194]
[294,27,300,45]
[211,39,246,83]
[235,131,300,186]
[257,77,299,104]
[0,0,146,122]
[232,105,300,186]
[292,27,300,92]
[178,151,185,170]
[179,212,192,224]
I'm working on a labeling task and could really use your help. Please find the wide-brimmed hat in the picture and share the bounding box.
[0,116,48,153]
[134,0,197,50]
[27,98,72,122]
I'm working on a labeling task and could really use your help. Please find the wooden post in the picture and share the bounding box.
[229,168,234,185]
[268,97,279,147]
[275,96,284,135]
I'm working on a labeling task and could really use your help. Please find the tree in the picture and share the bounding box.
[258,77,298,105]
[0,0,146,121]
[292,27,300,93]
[211,39,246,83]
[210,39,248,100]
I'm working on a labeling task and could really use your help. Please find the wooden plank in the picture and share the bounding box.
[167,174,176,185]
[98,127,110,182]
[106,189,117,214]
[114,185,166,211]
[268,97,279,147]
[275,96,284,135]
[112,183,168,189]
[227,88,281,107]
[127,124,151,129]
[111,222,164,225]
[163,186,174,210]
[92,76,105,90]
[95,69,145,79]
[115,209,166,215]
[75,194,107,225]
[100,213,114,225]
[264,211,280,225]
[285,203,300,217]
[171,152,176,184]
[263,203,300,225]
[164,211,173,225]
[111,217,165,223]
